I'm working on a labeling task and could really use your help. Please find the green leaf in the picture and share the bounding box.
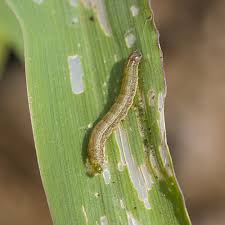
[5,0,191,224]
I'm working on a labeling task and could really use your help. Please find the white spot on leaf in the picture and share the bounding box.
[127,212,141,225]
[94,192,100,198]
[120,199,126,209]
[125,31,136,48]
[115,126,152,209]
[68,55,85,94]
[81,0,112,36]
[118,162,125,171]
[114,129,126,171]
[100,216,109,225]
[130,5,140,17]
[158,93,173,176]
[71,17,79,24]
[82,205,88,224]
[70,0,78,7]
[88,123,93,129]
[103,168,111,184]
[140,164,154,190]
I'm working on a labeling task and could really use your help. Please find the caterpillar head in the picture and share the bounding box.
[86,159,103,176]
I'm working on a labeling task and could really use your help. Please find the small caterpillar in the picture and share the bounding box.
[86,51,142,176]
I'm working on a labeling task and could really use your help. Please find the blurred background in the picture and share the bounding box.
[0,0,225,224]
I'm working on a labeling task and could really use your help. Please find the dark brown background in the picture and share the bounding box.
[0,0,225,224]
